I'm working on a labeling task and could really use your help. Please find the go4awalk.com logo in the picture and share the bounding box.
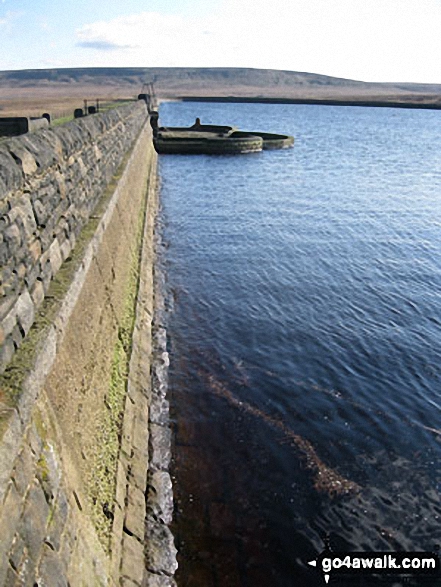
[308,550,440,584]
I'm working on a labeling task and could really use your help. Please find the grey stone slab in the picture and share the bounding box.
[0,411,23,503]
[14,551,38,586]
[16,197,37,238]
[6,144,38,176]
[8,532,25,572]
[46,489,68,551]
[149,396,170,427]
[37,544,69,587]
[20,481,49,561]
[48,238,63,275]
[28,421,44,458]
[0,336,15,373]
[15,289,35,336]
[146,471,173,526]
[0,553,9,586]
[149,424,171,472]
[11,444,35,496]
[0,481,23,559]
[20,133,60,170]
[144,521,177,577]
[143,572,177,587]
[4,564,21,587]
[0,148,23,192]
[4,222,22,250]
[37,442,61,503]
[30,279,45,309]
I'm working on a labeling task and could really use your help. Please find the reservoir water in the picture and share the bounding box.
[157,102,441,586]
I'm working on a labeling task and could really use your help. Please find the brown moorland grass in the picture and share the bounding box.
[1,67,441,119]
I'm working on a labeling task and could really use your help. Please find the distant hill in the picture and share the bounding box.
[1,67,441,113]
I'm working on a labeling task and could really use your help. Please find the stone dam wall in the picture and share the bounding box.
[0,103,177,585]
[0,102,146,373]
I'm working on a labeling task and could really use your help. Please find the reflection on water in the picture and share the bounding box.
[158,102,441,586]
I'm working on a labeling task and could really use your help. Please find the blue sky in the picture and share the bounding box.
[1,0,441,83]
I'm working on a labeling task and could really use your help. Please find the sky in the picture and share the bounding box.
[1,0,441,83]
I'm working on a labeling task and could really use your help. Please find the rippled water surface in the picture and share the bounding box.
[157,102,441,586]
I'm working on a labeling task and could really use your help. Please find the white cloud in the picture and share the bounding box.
[73,0,441,82]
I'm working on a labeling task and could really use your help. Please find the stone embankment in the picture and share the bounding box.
[0,102,177,585]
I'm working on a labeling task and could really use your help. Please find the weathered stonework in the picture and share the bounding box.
[0,103,178,586]
[0,102,148,374]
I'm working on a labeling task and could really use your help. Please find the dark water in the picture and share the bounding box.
[157,102,441,586]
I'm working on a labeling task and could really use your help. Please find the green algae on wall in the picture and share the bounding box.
[87,226,145,548]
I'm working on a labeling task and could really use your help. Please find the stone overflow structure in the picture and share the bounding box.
[0,101,177,585]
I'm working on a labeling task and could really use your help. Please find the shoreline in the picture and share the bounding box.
[177,95,441,110]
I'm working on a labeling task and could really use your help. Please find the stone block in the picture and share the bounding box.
[30,279,45,309]
[121,534,144,586]
[48,239,63,275]
[13,547,38,585]
[149,396,170,427]
[115,460,128,511]
[16,197,37,238]
[21,133,59,171]
[124,484,146,542]
[28,421,44,457]
[60,238,71,262]
[58,527,74,573]
[0,235,7,266]
[143,572,177,587]
[0,175,8,201]
[0,337,15,373]
[4,564,21,587]
[41,260,53,293]
[149,424,171,472]
[0,553,8,586]
[128,451,148,492]
[11,444,36,496]
[110,504,124,581]
[37,544,68,587]
[8,532,25,572]
[0,293,15,321]
[37,442,61,503]
[23,253,40,283]
[1,299,18,338]
[15,289,35,336]
[7,144,38,176]
[28,238,42,262]
[146,471,173,525]
[0,148,23,192]
[11,323,24,349]
[144,521,177,577]
[15,262,26,281]
[0,481,23,558]
[4,222,22,250]
[32,199,48,227]
[132,415,149,459]
[46,489,69,551]
[1,272,18,299]
[20,481,50,561]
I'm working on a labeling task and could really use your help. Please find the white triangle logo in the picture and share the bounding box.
[324,574,330,584]
[307,560,317,567]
